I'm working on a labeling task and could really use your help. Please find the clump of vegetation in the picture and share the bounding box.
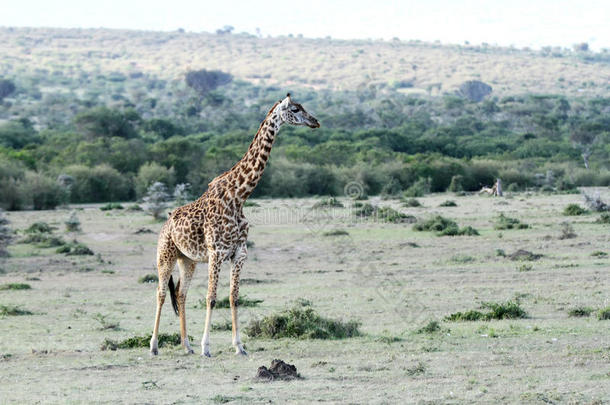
[448,175,464,192]
[354,204,415,223]
[582,192,609,212]
[494,213,529,230]
[245,303,360,339]
[450,254,475,263]
[0,283,31,290]
[0,305,33,316]
[413,215,479,236]
[214,295,263,309]
[445,301,527,321]
[101,333,189,350]
[417,320,441,334]
[402,198,422,207]
[64,211,81,232]
[403,177,430,198]
[558,222,577,239]
[517,264,533,272]
[100,203,124,211]
[439,200,457,207]
[596,213,610,224]
[243,200,259,207]
[127,204,143,211]
[405,361,427,376]
[21,233,66,248]
[312,197,343,209]
[56,241,94,256]
[598,307,610,320]
[142,182,170,220]
[568,306,594,317]
[24,222,55,234]
[563,204,587,216]
[0,210,13,257]
[322,229,349,236]
[93,313,120,331]
[508,249,542,261]
[591,251,607,257]
[138,274,158,283]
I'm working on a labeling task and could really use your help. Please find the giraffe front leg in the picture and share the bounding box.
[177,257,196,354]
[230,243,248,356]
[201,251,222,357]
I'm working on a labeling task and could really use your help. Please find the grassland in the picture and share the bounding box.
[0,189,608,403]
[1,27,609,98]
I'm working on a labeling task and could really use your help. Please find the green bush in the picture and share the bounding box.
[596,213,610,224]
[245,304,361,339]
[439,200,457,207]
[598,307,610,320]
[414,215,478,236]
[63,164,132,203]
[445,301,527,321]
[403,177,431,197]
[0,283,31,290]
[563,204,587,216]
[494,213,529,230]
[568,306,594,317]
[213,295,263,308]
[19,172,67,210]
[402,198,422,207]
[135,162,176,198]
[101,333,189,350]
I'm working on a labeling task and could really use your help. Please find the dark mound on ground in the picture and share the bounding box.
[256,359,300,381]
[509,249,542,261]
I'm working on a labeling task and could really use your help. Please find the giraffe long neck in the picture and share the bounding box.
[228,105,282,202]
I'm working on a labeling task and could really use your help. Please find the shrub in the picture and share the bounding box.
[63,164,131,203]
[56,241,94,256]
[403,177,431,197]
[591,251,607,257]
[582,192,609,212]
[414,215,478,236]
[598,307,610,320]
[558,222,577,239]
[213,295,263,308]
[322,229,349,236]
[402,198,421,207]
[135,162,176,198]
[142,182,170,220]
[0,283,31,290]
[65,211,81,232]
[173,183,192,206]
[20,172,67,210]
[563,204,587,216]
[445,301,527,321]
[0,305,32,316]
[245,304,361,339]
[24,222,54,233]
[417,320,441,334]
[448,175,464,192]
[312,197,343,209]
[568,307,594,317]
[439,200,457,207]
[0,210,12,257]
[494,213,529,230]
[100,203,124,211]
[596,213,610,224]
[101,333,189,350]
[21,233,66,248]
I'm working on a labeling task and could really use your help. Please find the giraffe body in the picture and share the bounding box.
[150,94,319,356]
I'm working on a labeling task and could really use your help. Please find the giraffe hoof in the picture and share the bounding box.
[185,349,194,355]
[235,348,248,356]
[201,351,212,358]
[150,348,158,356]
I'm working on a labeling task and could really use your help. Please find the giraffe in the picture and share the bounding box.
[150,94,320,357]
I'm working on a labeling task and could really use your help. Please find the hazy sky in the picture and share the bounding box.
[2,0,609,50]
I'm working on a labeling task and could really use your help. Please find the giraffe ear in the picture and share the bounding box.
[279,95,291,109]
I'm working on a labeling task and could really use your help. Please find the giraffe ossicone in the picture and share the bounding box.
[150,94,320,357]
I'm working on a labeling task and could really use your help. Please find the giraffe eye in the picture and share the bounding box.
[290,107,299,113]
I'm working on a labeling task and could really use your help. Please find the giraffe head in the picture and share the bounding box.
[277,93,320,128]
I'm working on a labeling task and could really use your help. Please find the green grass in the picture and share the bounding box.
[100,203,124,211]
[445,301,527,322]
[100,333,190,350]
[245,304,361,339]
[563,204,587,216]
[0,283,31,290]
[567,307,594,317]
[214,295,263,309]
[0,305,33,316]
[494,213,529,230]
[413,215,479,236]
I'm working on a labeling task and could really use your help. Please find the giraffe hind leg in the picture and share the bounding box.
[176,256,196,354]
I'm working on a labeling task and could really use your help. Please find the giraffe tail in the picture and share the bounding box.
[168,275,179,316]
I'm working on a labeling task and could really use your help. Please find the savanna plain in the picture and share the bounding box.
[0,190,609,404]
